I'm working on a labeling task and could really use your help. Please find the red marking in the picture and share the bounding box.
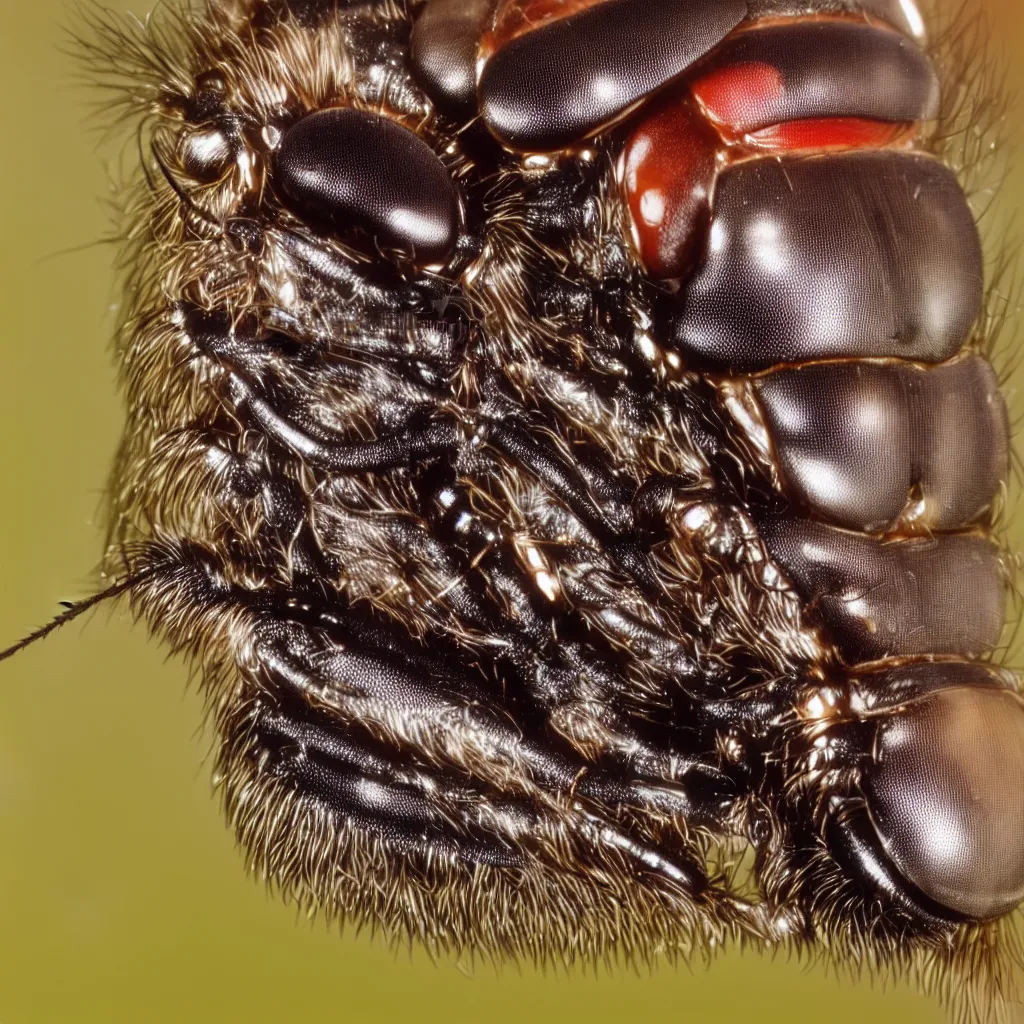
[691,61,784,131]
[621,98,719,280]
[616,14,926,277]
[747,118,916,153]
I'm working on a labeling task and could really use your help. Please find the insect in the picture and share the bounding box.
[2,0,1021,1019]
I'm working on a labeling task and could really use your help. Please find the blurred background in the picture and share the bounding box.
[0,1,1021,1021]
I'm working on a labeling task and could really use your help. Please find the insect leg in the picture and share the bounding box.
[130,539,721,896]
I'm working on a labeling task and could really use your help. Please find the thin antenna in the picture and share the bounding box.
[0,573,145,665]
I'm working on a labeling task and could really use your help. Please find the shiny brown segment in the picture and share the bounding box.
[864,687,1024,919]
[671,151,982,371]
[478,0,746,150]
[757,516,1004,661]
[620,98,718,279]
[689,20,938,132]
[751,356,1008,532]
[745,117,914,151]
[411,0,496,119]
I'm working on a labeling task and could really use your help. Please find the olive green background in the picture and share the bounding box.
[0,2,1021,1021]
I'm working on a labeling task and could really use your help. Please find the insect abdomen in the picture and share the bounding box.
[607,2,1021,922]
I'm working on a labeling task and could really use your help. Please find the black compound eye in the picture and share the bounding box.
[276,108,461,265]
[864,687,1024,920]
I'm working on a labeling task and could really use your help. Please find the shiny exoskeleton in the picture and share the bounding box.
[56,0,1021,1014]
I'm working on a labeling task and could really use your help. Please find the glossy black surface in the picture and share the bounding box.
[411,0,495,118]
[693,20,938,130]
[478,0,745,150]
[276,108,461,264]
[827,805,967,927]
[672,151,982,371]
[753,356,1008,531]
[757,516,1004,661]
[865,687,1024,919]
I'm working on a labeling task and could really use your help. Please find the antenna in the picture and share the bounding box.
[0,573,146,664]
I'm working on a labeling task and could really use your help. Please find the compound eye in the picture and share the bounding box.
[276,108,461,265]
[864,686,1024,920]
